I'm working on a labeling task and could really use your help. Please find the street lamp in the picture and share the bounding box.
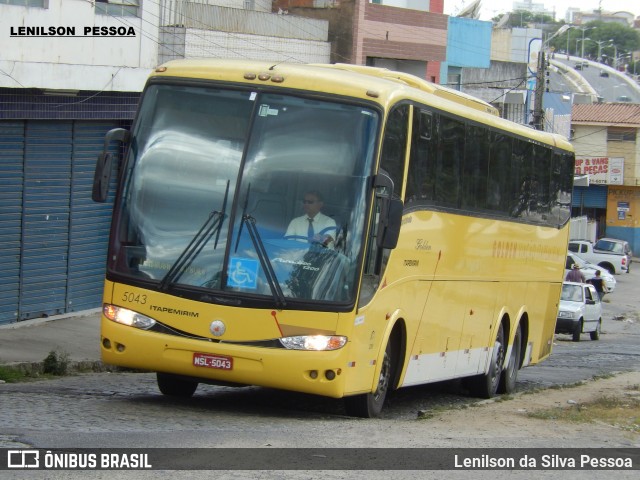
[618,53,631,72]
[593,39,611,62]
[577,38,590,58]
[578,26,590,58]
[605,41,618,68]
[581,36,590,59]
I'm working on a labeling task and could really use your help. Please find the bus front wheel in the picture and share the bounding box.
[156,372,198,398]
[344,339,393,418]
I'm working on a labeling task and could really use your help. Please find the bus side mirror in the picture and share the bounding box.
[374,172,403,249]
[378,198,403,249]
[92,128,129,202]
[92,152,113,203]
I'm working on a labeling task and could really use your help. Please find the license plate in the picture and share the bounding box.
[193,353,233,370]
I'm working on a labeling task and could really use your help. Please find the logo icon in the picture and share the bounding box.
[209,320,226,337]
[7,450,39,468]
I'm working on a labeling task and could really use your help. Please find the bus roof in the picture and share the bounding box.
[151,59,573,152]
[316,63,500,117]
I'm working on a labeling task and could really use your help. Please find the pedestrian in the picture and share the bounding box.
[565,264,586,283]
[587,270,608,301]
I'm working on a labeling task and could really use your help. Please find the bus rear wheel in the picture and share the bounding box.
[498,323,521,394]
[344,339,393,418]
[467,323,505,399]
[156,373,198,397]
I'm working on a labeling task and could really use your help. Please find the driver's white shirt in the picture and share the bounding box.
[285,212,336,243]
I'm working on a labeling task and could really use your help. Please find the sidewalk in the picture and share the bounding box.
[0,310,101,366]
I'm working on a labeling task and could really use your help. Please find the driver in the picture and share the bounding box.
[285,190,336,248]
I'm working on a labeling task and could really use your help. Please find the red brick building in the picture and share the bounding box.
[272,0,447,82]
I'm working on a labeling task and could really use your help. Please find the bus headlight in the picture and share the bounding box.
[279,335,347,351]
[103,304,156,330]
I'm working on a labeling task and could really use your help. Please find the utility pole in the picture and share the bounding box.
[532,50,545,130]
[529,25,569,131]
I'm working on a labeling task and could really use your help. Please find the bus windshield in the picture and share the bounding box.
[111,83,379,306]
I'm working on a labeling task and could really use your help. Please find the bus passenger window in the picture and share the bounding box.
[487,133,512,212]
[435,115,464,208]
[379,105,409,198]
[462,124,489,210]
[406,109,435,206]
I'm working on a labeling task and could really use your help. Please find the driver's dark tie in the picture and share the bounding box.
[307,217,314,240]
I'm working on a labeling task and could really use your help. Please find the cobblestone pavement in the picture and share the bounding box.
[1,265,638,480]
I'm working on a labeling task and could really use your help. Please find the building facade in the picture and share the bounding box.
[158,0,331,64]
[0,0,158,324]
[271,0,447,82]
[571,103,640,253]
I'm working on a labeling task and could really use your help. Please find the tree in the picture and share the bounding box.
[493,10,558,29]
[549,20,640,59]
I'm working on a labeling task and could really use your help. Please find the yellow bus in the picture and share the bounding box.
[93,59,575,417]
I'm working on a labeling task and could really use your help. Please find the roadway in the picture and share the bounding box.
[550,54,640,103]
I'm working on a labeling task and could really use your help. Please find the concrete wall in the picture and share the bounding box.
[461,60,527,103]
[158,4,331,64]
[181,28,330,62]
[491,27,541,64]
[161,2,328,40]
[161,0,273,20]
[0,0,158,91]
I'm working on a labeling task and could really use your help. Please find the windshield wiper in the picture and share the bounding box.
[159,180,230,290]
[230,185,285,307]
[239,214,287,308]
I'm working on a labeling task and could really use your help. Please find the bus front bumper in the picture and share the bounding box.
[101,317,350,398]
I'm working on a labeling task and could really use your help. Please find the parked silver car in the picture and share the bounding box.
[555,281,602,342]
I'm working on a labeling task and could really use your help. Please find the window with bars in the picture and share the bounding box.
[95,0,140,17]
[0,0,46,7]
[607,127,636,142]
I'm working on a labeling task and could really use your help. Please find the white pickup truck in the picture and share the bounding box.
[568,240,629,274]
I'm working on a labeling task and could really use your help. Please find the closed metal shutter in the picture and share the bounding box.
[572,185,607,209]
[67,121,120,312]
[0,120,122,324]
[0,122,25,324]
[20,121,73,320]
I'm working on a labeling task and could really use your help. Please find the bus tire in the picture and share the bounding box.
[344,339,393,418]
[467,323,505,399]
[156,372,198,397]
[498,323,521,394]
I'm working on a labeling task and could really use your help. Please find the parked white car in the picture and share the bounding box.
[593,238,633,274]
[568,239,629,274]
[565,252,616,293]
[555,281,602,342]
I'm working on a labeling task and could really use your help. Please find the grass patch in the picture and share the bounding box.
[0,365,28,383]
[0,349,112,383]
[526,392,640,432]
[42,350,69,376]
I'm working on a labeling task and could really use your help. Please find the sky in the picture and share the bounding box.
[444,0,640,22]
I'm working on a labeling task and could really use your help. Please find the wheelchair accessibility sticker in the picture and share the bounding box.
[227,257,259,289]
